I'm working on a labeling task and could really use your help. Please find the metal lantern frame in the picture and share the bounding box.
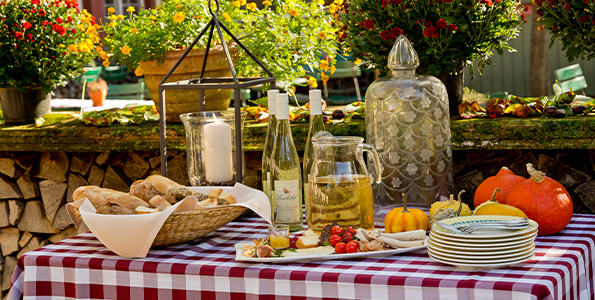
[158,0,276,183]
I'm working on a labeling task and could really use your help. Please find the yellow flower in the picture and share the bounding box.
[240,0,247,5]
[329,3,337,13]
[68,44,76,52]
[121,45,131,55]
[107,7,116,14]
[334,0,343,5]
[354,58,362,65]
[108,22,116,27]
[126,6,135,13]
[151,16,157,21]
[131,28,138,34]
[321,72,329,85]
[100,51,108,60]
[103,60,110,68]
[222,12,231,21]
[86,38,93,48]
[135,67,144,76]
[87,26,97,35]
[318,0,324,4]
[263,0,272,5]
[289,9,298,17]
[95,46,102,52]
[83,9,92,17]
[78,43,90,53]
[109,15,117,21]
[537,17,541,22]
[117,14,125,20]
[94,24,102,30]
[247,2,257,10]
[317,32,325,39]
[173,12,185,23]
[319,60,329,71]
[233,1,241,7]
[308,77,318,88]
[330,65,336,75]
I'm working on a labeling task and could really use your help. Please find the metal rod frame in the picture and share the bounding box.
[158,0,276,184]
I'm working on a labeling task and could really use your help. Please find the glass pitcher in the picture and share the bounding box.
[307,132,381,232]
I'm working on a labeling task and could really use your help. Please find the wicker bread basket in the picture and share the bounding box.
[152,205,247,247]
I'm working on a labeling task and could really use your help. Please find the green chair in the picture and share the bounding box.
[77,67,102,84]
[555,64,587,94]
[103,66,129,82]
[106,79,147,100]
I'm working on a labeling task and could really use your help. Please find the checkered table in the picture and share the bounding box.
[8,214,595,300]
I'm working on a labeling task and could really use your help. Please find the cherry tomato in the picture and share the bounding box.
[335,242,346,254]
[331,225,344,235]
[329,234,341,247]
[345,241,359,253]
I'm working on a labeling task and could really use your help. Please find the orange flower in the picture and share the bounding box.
[319,60,329,71]
[318,32,325,39]
[131,28,138,34]
[321,72,329,85]
[247,3,257,10]
[330,65,336,75]
[135,67,144,76]
[103,60,110,67]
[121,45,131,55]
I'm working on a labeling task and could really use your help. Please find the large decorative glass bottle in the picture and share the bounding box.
[365,35,454,222]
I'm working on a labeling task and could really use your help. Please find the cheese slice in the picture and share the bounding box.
[282,246,335,257]
[302,229,318,237]
[296,235,320,249]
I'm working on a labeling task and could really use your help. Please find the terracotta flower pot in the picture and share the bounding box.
[0,86,50,126]
[88,90,107,107]
[140,47,239,123]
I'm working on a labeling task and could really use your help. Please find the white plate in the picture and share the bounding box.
[427,237,535,254]
[430,226,537,243]
[432,216,538,238]
[428,242,534,260]
[429,230,537,247]
[234,237,428,263]
[429,232,536,250]
[428,247,534,265]
[428,251,535,270]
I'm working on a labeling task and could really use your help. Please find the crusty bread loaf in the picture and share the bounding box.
[73,186,150,213]
[218,191,236,205]
[145,175,208,201]
[130,180,177,204]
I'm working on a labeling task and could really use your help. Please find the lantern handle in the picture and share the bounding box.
[208,0,220,17]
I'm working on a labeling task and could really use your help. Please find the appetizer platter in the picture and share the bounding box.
[235,224,428,263]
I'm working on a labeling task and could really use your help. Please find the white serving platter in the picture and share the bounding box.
[427,237,536,254]
[234,237,428,263]
[428,251,535,270]
[428,231,537,249]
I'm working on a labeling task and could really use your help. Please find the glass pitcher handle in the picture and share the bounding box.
[362,144,382,185]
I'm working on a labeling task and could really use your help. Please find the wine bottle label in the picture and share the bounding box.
[274,179,301,223]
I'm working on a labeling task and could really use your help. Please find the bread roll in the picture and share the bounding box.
[208,188,223,199]
[149,195,172,211]
[145,175,208,201]
[135,206,159,214]
[218,191,236,205]
[73,186,150,213]
[130,180,177,203]
[197,198,218,207]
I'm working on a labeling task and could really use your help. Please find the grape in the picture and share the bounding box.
[332,109,345,119]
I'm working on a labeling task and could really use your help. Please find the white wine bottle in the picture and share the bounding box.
[270,93,303,232]
[303,89,325,205]
[261,89,279,200]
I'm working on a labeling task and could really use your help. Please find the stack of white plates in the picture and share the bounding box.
[428,215,538,270]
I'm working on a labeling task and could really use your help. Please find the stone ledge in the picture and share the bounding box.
[3,115,595,152]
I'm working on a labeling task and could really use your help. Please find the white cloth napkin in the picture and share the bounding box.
[67,183,271,258]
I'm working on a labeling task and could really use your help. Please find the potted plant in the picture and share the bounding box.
[535,0,595,62]
[101,0,339,122]
[0,0,101,125]
[335,0,526,115]
[87,78,108,107]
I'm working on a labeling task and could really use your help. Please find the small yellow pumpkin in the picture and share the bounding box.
[473,188,528,218]
[429,190,472,219]
[384,193,431,233]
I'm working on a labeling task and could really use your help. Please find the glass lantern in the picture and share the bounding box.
[180,111,247,186]
[365,35,454,222]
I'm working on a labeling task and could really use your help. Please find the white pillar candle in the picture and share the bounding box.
[203,117,233,183]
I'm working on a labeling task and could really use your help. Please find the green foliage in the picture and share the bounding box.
[0,0,101,94]
[101,0,339,92]
[535,0,595,62]
[336,0,525,76]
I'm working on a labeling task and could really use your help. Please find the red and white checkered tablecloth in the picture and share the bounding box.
[7,214,595,300]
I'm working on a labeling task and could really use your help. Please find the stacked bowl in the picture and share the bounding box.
[428,216,538,269]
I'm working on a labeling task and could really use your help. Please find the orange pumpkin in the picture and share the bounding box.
[474,167,525,207]
[384,193,430,233]
[506,163,573,235]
